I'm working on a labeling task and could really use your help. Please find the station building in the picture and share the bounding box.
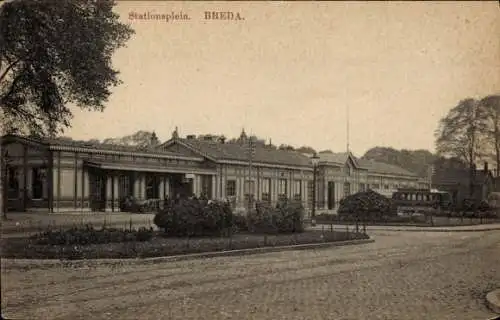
[1,129,427,215]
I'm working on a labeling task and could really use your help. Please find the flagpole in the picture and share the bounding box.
[346,104,350,153]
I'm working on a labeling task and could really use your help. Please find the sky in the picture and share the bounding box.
[65,1,500,157]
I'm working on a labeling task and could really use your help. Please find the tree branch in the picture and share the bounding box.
[0,71,24,106]
[0,57,23,84]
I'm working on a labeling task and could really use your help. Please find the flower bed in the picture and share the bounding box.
[0,230,369,260]
[30,225,154,245]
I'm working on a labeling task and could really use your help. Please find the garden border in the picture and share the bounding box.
[1,238,374,269]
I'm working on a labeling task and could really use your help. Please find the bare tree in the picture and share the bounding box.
[479,94,500,177]
[435,98,486,197]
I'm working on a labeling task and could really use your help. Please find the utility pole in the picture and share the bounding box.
[247,136,255,211]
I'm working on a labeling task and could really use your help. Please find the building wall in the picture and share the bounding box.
[4,138,427,215]
[214,163,312,214]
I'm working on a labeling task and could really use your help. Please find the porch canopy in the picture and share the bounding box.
[84,160,216,175]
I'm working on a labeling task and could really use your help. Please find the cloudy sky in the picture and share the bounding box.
[65,1,500,156]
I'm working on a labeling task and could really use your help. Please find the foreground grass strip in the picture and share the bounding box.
[0,230,370,264]
[1,238,375,269]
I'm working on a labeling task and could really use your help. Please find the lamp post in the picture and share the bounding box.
[246,137,255,211]
[310,152,320,226]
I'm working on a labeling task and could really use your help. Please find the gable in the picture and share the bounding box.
[160,140,210,159]
[3,142,25,157]
[346,155,356,169]
[2,136,48,158]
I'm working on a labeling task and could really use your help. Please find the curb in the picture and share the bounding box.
[1,238,375,268]
[363,227,500,233]
[314,224,500,233]
[486,289,500,315]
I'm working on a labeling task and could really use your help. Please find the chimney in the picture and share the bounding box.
[484,161,488,173]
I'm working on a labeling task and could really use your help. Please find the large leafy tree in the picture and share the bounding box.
[0,0,133,219]
[479,94,500,176]
[435,98,486,197]
[0,0,134,136]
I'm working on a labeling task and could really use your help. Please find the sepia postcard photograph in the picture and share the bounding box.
[0,0,499,319]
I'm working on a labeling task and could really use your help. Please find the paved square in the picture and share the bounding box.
[2,230,499,319]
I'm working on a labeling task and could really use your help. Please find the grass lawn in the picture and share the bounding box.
[0,229,369,260]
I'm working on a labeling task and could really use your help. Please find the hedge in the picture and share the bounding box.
[153,199,235,237]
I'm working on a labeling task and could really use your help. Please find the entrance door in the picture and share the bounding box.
[327,181,335,210]
[169,174,193,201]
[89,169,107,211]
[119,174,132,199]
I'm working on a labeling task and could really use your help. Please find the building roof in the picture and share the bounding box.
[1,134,196,159]
[172,138,312,167]
[317,152,351,165]
[44,137,183,156]
[357,159,418,177]
[312,151,418,177]
[432,168,492,185]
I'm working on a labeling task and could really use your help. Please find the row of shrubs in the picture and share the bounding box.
[31,225,154,245]
[153,198,306,237]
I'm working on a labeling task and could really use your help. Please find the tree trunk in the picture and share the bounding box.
[469,165,474,197]
[496,142,500,178]
[1,153,7,220]
[1,168,5,220]
[469,146,475,197]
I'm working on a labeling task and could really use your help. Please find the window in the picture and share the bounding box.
[293,180,302,201]
[371,183,380,189]
[383,184,389,189]
[327,181,335,209]
[226,180,236,197]
[343,182,351,198]
[307,181,314,207]
[278,179,287,199]
[261,178,271,202]
[201,175,212,198]
[145,175,159,199]
[345,164,351,176]
[31,167,46,199]
[359,183,366,192]
[119,175,131,198]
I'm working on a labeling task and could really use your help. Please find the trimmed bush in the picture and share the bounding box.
[338,190,394,221]
[153,199,234,237]
[247,198,305,234]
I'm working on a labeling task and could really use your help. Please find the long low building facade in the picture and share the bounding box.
[1,130,428,215]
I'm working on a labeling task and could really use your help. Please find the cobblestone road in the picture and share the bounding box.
[2,230,499,320]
